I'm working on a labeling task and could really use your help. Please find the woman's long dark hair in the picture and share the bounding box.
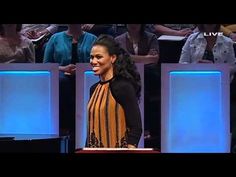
[93,34,141,100]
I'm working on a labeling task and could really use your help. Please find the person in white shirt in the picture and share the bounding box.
[179,24,236,77]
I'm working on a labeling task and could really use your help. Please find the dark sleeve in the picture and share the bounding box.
[110,79,142,146]
[149,33,159,53]
[89,82,99,98]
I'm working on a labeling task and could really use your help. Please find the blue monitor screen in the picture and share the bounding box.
[0,70,57,135]
[165,70,229,152]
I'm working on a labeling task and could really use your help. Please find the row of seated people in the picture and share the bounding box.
[13,24,236,64]
[1,24,236,151]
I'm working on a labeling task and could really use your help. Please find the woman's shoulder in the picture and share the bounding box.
[90,81,100,95]
[111,76,133,90]
[219,35,234,44]
[110,77,137,102]
[83,31,97,40]
[187,32,202,40]
[91,81,100,88]
[50,31,66,40]
[115,32,127,41]
[144,31,157,38]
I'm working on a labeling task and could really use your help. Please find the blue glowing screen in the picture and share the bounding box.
[166,71,229,152]
[0,71,56,134]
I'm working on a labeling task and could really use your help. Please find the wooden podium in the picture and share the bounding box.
[0,64,61,152]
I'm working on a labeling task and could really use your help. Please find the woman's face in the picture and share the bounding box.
[127,24,142,34]
[203,24,217,32]
[67,24,81,30]
[90,45,116,80]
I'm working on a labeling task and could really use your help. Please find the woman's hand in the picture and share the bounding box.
[198,59,213,63]
[82,24,95,31]
[127,144,136,148]
[59,64,76,75]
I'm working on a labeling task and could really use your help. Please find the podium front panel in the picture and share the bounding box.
[76,63,144,148]
[161,64,230,152]
[0,64,59,135]
[75,148,158,154]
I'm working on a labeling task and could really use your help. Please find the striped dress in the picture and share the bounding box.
[87,77,142,148]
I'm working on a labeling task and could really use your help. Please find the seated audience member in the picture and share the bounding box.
[115,24,159,64]
[22,24,58,63]
[116,24,160,147]
[179,24,236,77]
[0,24,35,63]
[44,24,97,152]
[220,24,236,42]
[44,24,97,65]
